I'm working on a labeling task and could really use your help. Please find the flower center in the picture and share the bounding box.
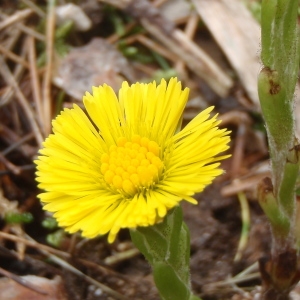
[100,135,163,195]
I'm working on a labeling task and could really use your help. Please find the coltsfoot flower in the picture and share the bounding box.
[35,78,230,243]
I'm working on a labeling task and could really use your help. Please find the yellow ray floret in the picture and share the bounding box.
[35,77,231,243]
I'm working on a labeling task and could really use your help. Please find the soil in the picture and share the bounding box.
[1,176,271,300]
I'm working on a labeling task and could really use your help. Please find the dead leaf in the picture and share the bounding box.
[0,275,67,300]
[192,0,261,108]
[160,0,192,22]
[53,38,137,100]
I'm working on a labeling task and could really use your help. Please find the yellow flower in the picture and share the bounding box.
[35,78,230,243]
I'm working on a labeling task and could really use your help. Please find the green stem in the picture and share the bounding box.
[258,0,300,298]
[258,0,300,238]
[130,206,201,300]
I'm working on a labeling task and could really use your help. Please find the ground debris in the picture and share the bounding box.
[54,38,138,99]
[0,275,67,300]
[0,0,280,299]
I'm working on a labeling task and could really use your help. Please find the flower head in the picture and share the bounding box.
[36,78,230,243]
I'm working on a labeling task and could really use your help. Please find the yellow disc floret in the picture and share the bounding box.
[101,135,163,195]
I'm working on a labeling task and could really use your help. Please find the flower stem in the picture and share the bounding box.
[258,0,300,298]
[130,206,201,300]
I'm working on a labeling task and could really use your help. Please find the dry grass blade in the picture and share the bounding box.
[0,153,21,175]
[205,272,260,288]
[1,133,34,156]
[191,0,261,107]
[0,231,72,259]
[99,0,233,97]
[27,36,44,135]
[0,44,30,68]
[14,23,45,42]
[104,248,140,265]
[130,34,178,62]
[0,34,28,107]
[0,18,21,50]
[175,13,199,79]
[0,9,32,31]
[0,56,44,147]
[107,22,137,43]
[0,232,132,300]
[0,11,45,42]
[21,0,46,18]
[207,262,259,288]
[42,0,56,136]
[172,28,233,95]
[221,171,270,197]
[0,124,36,157]
[48,255,132,300]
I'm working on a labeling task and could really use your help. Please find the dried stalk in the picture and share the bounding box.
[0,56,43,147]
[99,0,233,97]
[0,9,32,31]
[0,44,30,68]
[27,36,44,135]
[42,0,56,136]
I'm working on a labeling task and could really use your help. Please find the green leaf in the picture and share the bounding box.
[42,216,58,230]
[5,212,33,224]
[46,229,65,248]
[130,206,201,300]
